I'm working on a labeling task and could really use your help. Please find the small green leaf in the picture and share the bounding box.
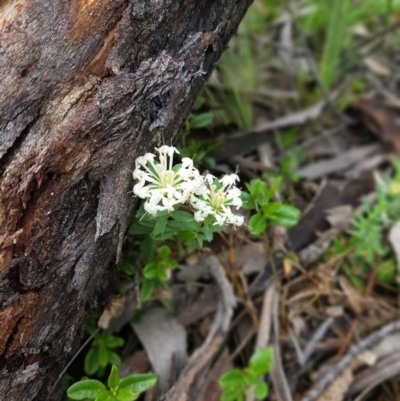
[105,335,124,349]
[221,389,241,401]
[96,389,115,401]
[158,245,170,260]
[249,348,274,375]
[143,263,158,279]
[108,365,120,390]
[202,227,213,242]
[67,380,106,400]
[152,217,167,237]
[167,219,200,231]
[219,369,246,390]
[248,180,269,205]
[261,202,281,218]
[377,259,397,283]
[140,237,159,264]
[254,380,269,399]
[178,230,197,241]
[141,279,154,301]
[120,260,134,276]
[265,176,282,200]
[116,388,140,401]
[161,258,178,269]
[170,211,195,222]
[240,191,255,210]
[150,230,175,241]
[189,112,213,129]
[196,235,204,248]
[270,204,300,227]
[129,219,154,235]
[156,264,169,280]
[108,350,122,366]
[98,344,109,367]
[248,214,267,235]
[84,348,100,376]
[119,373,158,394]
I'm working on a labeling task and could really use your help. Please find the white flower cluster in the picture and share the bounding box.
[133,146,244,226]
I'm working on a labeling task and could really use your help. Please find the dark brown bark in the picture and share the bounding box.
[0,0,252,399]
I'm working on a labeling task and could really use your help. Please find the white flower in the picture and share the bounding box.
[190,173,244,226]
[133,146,202,215]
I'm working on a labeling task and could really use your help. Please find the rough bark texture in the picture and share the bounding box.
[0,0,252,399]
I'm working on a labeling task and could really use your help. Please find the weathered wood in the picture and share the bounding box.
[0,0,252,399]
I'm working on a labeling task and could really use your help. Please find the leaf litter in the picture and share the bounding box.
[64,2,400,401]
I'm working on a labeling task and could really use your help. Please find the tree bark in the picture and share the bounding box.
[0,0,252,399]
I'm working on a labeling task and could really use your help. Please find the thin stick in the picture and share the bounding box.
[300,319,400,401]
[50,327,100,393]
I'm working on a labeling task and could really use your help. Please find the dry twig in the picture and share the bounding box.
[300,319,400,401]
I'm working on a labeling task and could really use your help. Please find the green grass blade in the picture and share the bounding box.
[319,0,349,88]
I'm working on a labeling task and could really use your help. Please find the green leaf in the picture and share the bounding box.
[140,237,159,264]
[108,350,122,366]
[166,219,200,231]
[261,202,281,218]
[221,389,241,401]
[96,389,115,401]
[116,388,140,401]
[150,230,176,241]
[161,258,178,269]
[208,224,225,232]
[119,373,158,394]
[152,217,168,237]
[84,348,100,376]
[129,219,154,235]
[269,204,300,227]
[67,379,106,400]
[141,279,154,301]
[156,264,169,280]
[319,0,349,88]
[98,344,109,367]
[119,260,134,276]
[248,214,267,235]
[196,235,204,248]
[377,259,397,283]
[253,380,269,400]
[170,211,195,222]
[247,180,269,205]
[202,227,213,242]
[219,369,246,390]
[108,365,120,390]
[249,348,274,375]
[143,263,158,279]
[240,191,255,210]
[158,245,170,260]
[189,112,214,129]
[265,176,282,201]
[105,335,125,349]
[177,230,197,241]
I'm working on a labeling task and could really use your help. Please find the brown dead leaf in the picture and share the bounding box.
[132,307,188,396]
[192,349,232,401]
[119,350,151,377]
[176,285,219,327]
[298,144,382,180]
[218,242,268,275]
[353,97,400,155]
